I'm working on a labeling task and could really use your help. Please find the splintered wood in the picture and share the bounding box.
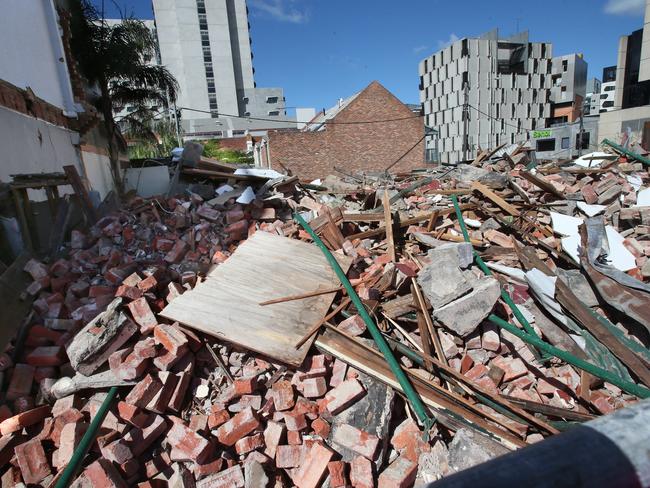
[161,231,351,366]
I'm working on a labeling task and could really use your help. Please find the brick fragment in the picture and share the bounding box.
[377,456,417,488]
[167,421,212,463]
[338,314,367,336]
[127,297,158,333]
[26,345,67,366]
[263,420,285,458]
[7,363,35,400]
[284,411,307,431]
[235,432,265,454]
[164,240,189,263]
[390,418,430,462]
[275,445,305,468]
[0,404,50,435]
[154,323,188,355]
[233,376,258,396]
[294,442,334,488]
[196,464,244,488]
[271,380,295,411]
[208,405,231,429]
[116,401,149,428]
[216,406,261,446]
[328,460,347,487]
[330,358,348,387]
[350,455,374,488]
[15,439,51,484]
[78,459,127,488]
[311,417,330,438]
[146,371,179,413]
[333,423,380,460]
[123,414,167,456]
[24,258,49,280]
[324,378,366,415]
[124,374,163,408]
[301,376,327,398]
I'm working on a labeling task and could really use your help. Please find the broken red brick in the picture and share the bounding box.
[233,376,258,396]
[350,455,374,488]
[324,378,366,415]
[311,417,330,438]
[216,406,261,446]
[167,421,212,463]
[271,380,295,411]
[294,442,334,488]
[328,460,347,487]
[332,423,380,460]
[164,240,189,264]
[263,420,285,459]
[301,376,327,398]
[153,323,188,355]
[275,444,305,468]
[235,432,265,454]
[197,464,244,488]
[124,374,163,408]
[284,411,307,431]
[15,439,51,484]
[0,404,50,435]
[338,314,366,336]
[7,363,35,401]
[127,297,158,333]
[80,459,127,488]
[26,345,66,367]
[377,456,417,488]
[390,418,430,462]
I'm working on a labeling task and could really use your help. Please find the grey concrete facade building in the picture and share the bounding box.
[152,0,285,122]
[418,30,552,164]
[550,54,587,105]
[584,78,602,116]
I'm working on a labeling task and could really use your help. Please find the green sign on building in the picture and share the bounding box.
[532,130,552,139]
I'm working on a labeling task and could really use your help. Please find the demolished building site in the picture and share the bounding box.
[1,141,650,488]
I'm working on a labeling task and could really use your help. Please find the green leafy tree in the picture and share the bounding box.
[68,1,178,193]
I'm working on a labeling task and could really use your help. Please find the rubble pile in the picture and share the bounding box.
[2,146,650,487]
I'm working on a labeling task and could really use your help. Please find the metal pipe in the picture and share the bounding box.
[293,212,435,431]
[488,315,650,399]
[602,138,650,167]
[55,386,119,488]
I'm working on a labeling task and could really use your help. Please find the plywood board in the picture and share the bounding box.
[160,231,351,366]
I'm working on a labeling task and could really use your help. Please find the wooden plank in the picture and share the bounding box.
[342,212,385,222]
[62,165,98,224]
[316,330,527,449]
[519,170,564,199]
[383,190,396,262]
[160,231,351,366]
[259,286,344,306]
[471,181,521,217]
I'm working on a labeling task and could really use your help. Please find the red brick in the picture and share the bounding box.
[137,274,158,293]
[378,456,417,488]
[294,441,334,488]
[153,323,188,354]
[197,464,244,488]
[301,376,327,398]
[80,459,127,488]
[24,258,49,280]
[350,455,374,488]
[275,444,305,468]
[101,438,133,465]
[271,380,295,411]
[164,240,188,263]
[491,355,528,382]
[233,376,258,396]
[169,371,191,412]
[26,345,66,366]
[208,405,231,429]
[124,374,163,408]
[263,420,285,458]
[324,378,366,415]
[89,285,116,298]
[330,358,348,387]
[123,414,167,456]
[193,457,223,480]
[146,371,179,413]
[216,406,261,446]
[338,314,367,336]
[460,354,474,374]
[287,430,302,445]
[0,404,50,435]
[333,423,380,460]
[6,363,34,401]
[116,401,149,428]
[311,417,330,438]
[284,411,307,431]
[127,297,158,333]
[235,432,265,454]
[390,418,430,462]
[167,421,212,463]
[328,460,347,487]
[116,284,143,301]
[15,439,51,484]
[190,414,209,433]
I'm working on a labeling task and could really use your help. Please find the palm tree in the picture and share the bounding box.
[68,0,178,194]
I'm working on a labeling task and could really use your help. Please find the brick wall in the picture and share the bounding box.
[268,81,424,180]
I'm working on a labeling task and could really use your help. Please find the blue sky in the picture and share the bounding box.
[93,0,646,112]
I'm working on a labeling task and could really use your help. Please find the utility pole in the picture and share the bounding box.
[462,80,470,161]
[577,114,584,158]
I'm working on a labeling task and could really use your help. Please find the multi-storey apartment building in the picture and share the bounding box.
[418,30,552,164]
[548,53,587,124]
[152,0,285,120]
[584,78,601,116]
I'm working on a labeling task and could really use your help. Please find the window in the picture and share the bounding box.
[602,100,614,107]
[268,110,280,116]
[561,137,570,149]
[604,85,615,92]
[233,130,245,135]
[244,112,250,116]
[242,97,249,103]
[601,93,609,99]
[575,132,590,150]
[198,13,207,23]
[536,139,556,152]
[562,59,568,72]
[266,96,279,104]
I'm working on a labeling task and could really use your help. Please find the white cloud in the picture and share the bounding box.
[249,0,308,23]
[437,33,460,50]
[413,45,429,54]
[604,0,645,15]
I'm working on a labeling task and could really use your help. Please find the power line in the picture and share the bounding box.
[383,133,427,172]
[178,106,423,126]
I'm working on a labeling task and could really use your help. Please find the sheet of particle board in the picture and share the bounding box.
[160,230,351,366]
